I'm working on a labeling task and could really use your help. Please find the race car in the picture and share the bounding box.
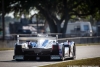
[13,34,76,61]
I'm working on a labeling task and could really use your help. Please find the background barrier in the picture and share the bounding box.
[0,33,100,48]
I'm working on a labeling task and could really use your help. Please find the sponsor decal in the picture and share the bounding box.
[42,40,48,47]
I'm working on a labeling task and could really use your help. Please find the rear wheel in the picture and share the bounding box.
[61,45,65,61]
[72,44,76,59]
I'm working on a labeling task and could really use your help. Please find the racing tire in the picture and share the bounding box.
[61,45,65,61]
[71,44,76,59]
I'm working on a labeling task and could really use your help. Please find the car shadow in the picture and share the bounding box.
[0,58,74,63]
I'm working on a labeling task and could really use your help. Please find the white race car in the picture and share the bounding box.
[13,34,76,61]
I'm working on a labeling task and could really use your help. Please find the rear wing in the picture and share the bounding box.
[16,34,58,44]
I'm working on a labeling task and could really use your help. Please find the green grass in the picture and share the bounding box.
[40,57,100,67]
[0,43,100,51]
[0,48,14,51]
[0,40,15,51]
[76,43,100,46]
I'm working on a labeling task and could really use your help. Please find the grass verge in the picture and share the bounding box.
[76,43,100,46]
[40,57,100,67]
[0,43,100,51]
[0,48,14,51]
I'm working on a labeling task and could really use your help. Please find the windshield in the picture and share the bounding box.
[84,25,89,31]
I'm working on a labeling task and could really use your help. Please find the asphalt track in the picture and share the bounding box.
[0,45,100,67]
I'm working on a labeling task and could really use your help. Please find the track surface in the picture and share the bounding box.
[0,45,100,67]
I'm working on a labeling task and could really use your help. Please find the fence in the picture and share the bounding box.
[58,36,100,44]
[7,33,100,44]
[0,34,100,48]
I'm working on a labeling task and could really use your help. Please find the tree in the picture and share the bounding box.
[32,0,100,36]
[0,0,100,37]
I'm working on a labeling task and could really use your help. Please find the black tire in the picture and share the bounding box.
[61,45,65,61]
[72,44,76,59]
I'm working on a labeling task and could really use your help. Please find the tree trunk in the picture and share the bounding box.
[62,0,70,37]
[47,19,57,33]
[36,6,57,33]
[54,19,62,33]
[2,0,5,41]
[63,12,69,37]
